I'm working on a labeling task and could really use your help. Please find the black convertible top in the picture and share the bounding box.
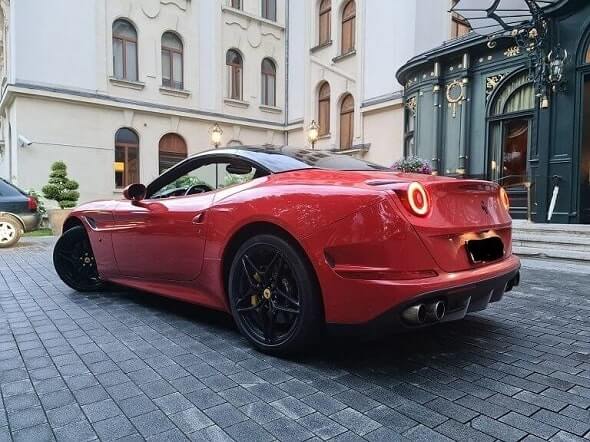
[192,145,388,173]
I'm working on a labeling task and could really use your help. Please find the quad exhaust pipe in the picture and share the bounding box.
[402,300,446,325]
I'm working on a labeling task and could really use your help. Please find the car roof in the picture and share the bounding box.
[189,145,387,173]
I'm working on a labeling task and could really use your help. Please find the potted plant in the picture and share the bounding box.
[392,156,433,175]
[42,161,80,235]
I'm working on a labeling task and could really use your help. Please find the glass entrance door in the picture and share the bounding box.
[489,118,530,218]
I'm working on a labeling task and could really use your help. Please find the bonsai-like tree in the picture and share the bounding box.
[42,161,80,209]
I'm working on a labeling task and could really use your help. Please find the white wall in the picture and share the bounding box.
[414,0,451,55]
[287,0,305,123]
[13,0,98,91]
[363,0,449,102]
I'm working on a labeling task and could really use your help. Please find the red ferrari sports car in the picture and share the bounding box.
[53,146,520,354]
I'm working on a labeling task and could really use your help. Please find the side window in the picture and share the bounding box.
[151,160,261,199]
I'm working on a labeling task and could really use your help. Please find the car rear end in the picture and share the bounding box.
[0,178,42,233]
[303,172,520,332]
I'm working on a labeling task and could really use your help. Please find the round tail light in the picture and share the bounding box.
[407,182,429,216]
[499,187,510,211]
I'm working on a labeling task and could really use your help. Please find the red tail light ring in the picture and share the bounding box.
[499,187,510,211]
[407,182,430,216]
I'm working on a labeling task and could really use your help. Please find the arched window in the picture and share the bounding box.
[341,0,356,54]
[262,0,277,21]
[113,19,138,81]
[261,58,276,106]
[319,0,331,46]
[231,0,242,9]
[159,133,187,174]
[162,32,183,89]
[586,45,590,64]
[318,82,330,136]
[340,94,354,150]
[115,128,139,188]
[226,49,243,100]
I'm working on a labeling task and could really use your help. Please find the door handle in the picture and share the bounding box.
[192,212,205,224]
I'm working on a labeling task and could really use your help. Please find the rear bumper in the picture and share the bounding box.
[21,212,42,232]
[323,254,521,333]
[328,262,520,336]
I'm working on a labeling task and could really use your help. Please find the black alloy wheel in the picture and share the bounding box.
[228,234,322,354]
[53,226,104,292]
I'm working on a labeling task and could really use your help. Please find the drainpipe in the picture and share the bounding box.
[284,0,289,145]
[432,62,441,174]
[458,53,470,175]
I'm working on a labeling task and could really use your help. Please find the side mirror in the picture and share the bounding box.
[123,183,147,202]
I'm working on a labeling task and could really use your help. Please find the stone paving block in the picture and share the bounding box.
[130,409,176,438]
[532,408,590,436]
[119,393,159,418]
[262,416,313,441]
[365,405,417,433]
[169,406,214,433]
[364,426,408,442]
[240,400,285,424]
[435,419,495,442]
[395,400,448,429]
[471,415,527,442]
[270,396,315,419]
[499,411,559,439]
[297,411,347,440]
[46,402,85,428]
[81,398,122,423]
[403,424,453,442]
[330,407,382,436]
[186,387,226,410]
[93,414,136,440]
[425,397,479,423]
[188,424,233,442]
[300,391,347,415]
[11,423,54,442]
[7,406,47,431]
[203,402,248,428]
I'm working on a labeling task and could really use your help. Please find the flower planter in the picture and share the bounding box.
[47,209,71,236]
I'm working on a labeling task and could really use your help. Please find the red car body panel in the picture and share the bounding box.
[66,157,520,328]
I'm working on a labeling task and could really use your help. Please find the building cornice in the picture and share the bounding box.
[0,82,285,130]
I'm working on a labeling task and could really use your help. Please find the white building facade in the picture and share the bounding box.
[0,0,452,203]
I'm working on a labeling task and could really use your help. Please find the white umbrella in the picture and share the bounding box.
[451,0,561,36]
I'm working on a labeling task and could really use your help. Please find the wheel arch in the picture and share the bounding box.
[221,221,326,322]
[0,212,26,231]
[62,216,84,234]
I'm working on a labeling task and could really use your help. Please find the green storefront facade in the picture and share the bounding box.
[396,0,590,224]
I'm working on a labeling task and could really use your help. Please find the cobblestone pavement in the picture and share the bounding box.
[1,237,589,442]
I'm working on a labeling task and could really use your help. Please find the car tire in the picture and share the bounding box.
[0,214,22,248]
[53,226,104,292]
[228,234,323,355]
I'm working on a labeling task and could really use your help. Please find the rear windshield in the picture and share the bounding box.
[0,178,26,197]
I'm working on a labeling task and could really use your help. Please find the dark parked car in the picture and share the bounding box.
[0,178,41,247]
